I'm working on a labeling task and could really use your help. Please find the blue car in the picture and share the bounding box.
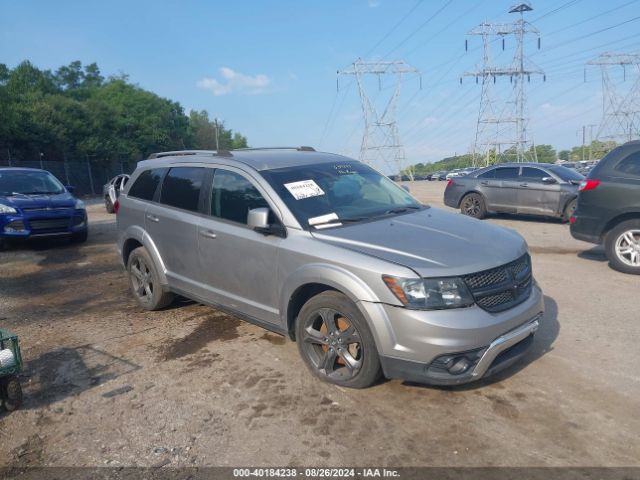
[0,167,88,250]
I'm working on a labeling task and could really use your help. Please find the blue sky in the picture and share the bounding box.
[2,0,639,168]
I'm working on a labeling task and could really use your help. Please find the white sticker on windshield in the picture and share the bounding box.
[284,179,325,200]
[308,212,339,226]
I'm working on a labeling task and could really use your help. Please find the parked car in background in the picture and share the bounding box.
[570,141,640,275]
[103,174,129,213]
[0,167,88,249]
[436,171,449,181]
[444,163,584,221]
[117,148,543,388]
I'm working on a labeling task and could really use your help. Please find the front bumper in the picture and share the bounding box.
[358,281,544,385]
[379,315,540,385]
[0,210,87,239]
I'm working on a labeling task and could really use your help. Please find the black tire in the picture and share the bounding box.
[604,219,640,275]
[0,238,6,251]
[127,246,174,310]
[296,291,382,388]
[71,229,88,244]
[105,196,115,214]
[1,376,23,411]
[460,193,487,219]
[562,198,577,223]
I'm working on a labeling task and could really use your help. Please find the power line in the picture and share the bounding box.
[362,0,425,58]
[382,0,454,59]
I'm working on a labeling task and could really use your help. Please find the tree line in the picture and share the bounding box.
[0,61,248,164]
[407,141,617,175]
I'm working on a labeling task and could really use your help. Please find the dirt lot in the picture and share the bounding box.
[0,182,638,468]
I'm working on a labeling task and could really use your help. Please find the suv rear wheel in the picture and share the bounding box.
[296,291,382,388]
[127,246,175,310]
[605,219,640,275]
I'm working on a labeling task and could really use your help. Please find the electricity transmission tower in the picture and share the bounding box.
[587,53,640,143]
[463,3,544,166]
[338,59,420,176]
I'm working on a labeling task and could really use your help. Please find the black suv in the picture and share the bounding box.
[570,140,640,274]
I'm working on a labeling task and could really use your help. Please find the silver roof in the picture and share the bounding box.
[140,148,354,171]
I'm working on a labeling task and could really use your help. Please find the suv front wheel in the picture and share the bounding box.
[605,219,640,275]
[127,246,175,310]
[296,291,382,388]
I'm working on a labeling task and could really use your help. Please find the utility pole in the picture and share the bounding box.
[39,152,44,170]
[463,2,545,167]
[582,125,586,161]
[588,124,596,160]
[338,59,420,176]
[214,118,220,151]
[587,53,640,143]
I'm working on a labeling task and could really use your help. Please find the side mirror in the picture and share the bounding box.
[247,207,270,230]
[401,185,410,193]
[247,207,286,237]
[541,177,557,184]
[65,185,76,193]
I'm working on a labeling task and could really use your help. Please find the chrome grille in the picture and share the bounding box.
[463,254,533,313]
[28,218,71,232]
[22,207,71,213]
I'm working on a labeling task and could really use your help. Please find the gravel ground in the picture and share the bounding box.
[0,182,638,468]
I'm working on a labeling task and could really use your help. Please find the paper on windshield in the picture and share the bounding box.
[284,179,325,200]
[308,212,342,229]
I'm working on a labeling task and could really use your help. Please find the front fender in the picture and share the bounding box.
[279,263,399,351]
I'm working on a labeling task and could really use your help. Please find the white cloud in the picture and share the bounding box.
[368,0,380,7]
[197,67,271,96]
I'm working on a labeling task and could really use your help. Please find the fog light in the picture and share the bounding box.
[448,357,472,375]
[4,221,26,233]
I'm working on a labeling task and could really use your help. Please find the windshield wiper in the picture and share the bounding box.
[383,205,422,215]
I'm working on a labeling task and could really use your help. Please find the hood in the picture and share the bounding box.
[311,207,527,277]
[0,192,76,210]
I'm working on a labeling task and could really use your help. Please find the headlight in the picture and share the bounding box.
[382,275,474,310]
[75,199,85,209]
[0,203,17,214]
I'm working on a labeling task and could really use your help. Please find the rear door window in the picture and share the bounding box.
[493,167,520,180]
[128,168,166,201]
[521,167,548,182]
[478,169,495,179]
[615,152,640,177]
[210,169,269,224]
[159,167,206,212]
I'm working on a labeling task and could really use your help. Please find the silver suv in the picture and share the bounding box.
[116,148,544,388]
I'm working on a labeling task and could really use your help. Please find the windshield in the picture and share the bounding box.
[0,170,66,196]
[261,161,423,229]
[548,165,584,182]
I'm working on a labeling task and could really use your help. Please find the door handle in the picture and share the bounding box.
[146,214,160,223]
[200,230,217,239]
[520,183,529,187]
[480,181,489,186]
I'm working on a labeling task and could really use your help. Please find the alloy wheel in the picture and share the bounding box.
[130,256,154,301]
[300,308,363,380]
[462,196,481,217]
[614,229,640,267]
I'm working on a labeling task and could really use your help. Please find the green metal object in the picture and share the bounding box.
[0,328,23,377]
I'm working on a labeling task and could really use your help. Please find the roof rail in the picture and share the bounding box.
[147,150,233,159]
[233,146,316,152]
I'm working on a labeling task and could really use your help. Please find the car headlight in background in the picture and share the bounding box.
[383,275,474,310]
[0,203,17,214]
[75,199,85,210]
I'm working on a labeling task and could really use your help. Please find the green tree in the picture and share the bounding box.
[0,60,249,164]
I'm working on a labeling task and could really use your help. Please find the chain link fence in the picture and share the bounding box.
[0,158,136,196]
